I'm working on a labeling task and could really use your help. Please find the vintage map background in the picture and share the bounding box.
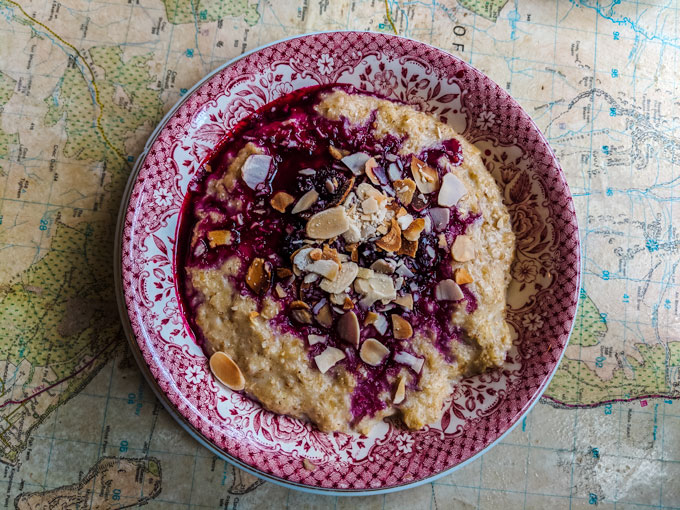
[0,0,678,507]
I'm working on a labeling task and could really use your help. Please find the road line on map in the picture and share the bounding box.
[542,393,680,409]
[384,0,398,34]
[2,0,129,165]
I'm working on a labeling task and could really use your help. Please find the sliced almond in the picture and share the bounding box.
[308,334,326,346]
[307,259,340,280]
[397,213,414,230]
[246,258,270,295]
[391,315,413,339]
[403,218,426,242]
[291,189,319,214]
[365,157,380,185]
[270,191,295,213]
[410,156,440,194]
[320,261,358,294]
[364,311,379,326]
[396,206,408,218]
[241,154,272,190]
[393,376,406,404]
[394,351,424,373]
[341,152,371,175]
[309,248,322,261]
[354,274,397,307]
[398,239,418,258]
[328,145,347,160]
[356,267,374,279]
[290,300,313,324]
[370,259,395,274]
[435,279,464,301]
[373,314,389,335]
[360,338,390,366]
[343,296,354,310]
[207,230,232,248]
[322,245,342,265]
[376,218,402,252]
[451,235,474,262]
[455,267,474,285]
[337,310,360,348]
[437,234,448,249]
[274,283,287,298]
[393,293,414,310]
[209,352,245,391]
[394,178,416,206]
[315,302,333,328]
[306,206,350,239]
[362,196,379,214]
[315,347,346,374]
[438,172,467,207]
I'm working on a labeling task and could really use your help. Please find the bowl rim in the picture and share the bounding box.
[114,30,581,496]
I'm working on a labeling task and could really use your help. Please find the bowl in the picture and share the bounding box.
[115,31,580,495]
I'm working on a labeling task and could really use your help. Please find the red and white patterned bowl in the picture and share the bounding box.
[115,31,580,494]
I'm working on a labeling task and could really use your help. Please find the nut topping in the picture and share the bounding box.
[328,145,347,160]
[207,230,232,248]
[375,218,402,252]
[337,310,360,348]
[451,235,474,262]
[398,238,418,258]
[320,261,359,294]
[393,293,414,310]
[341,152,371,175]
[209,352,245,391]
[393,376,406,404]
[291,189,319,214]
[314,347,346,374]
[343,296,354,310]
[455,267,474,285]
[435,279,464,301]
[274,283,287,298]
[307,259,340,280]
[303,459,317,471]
[306,206,350,239]
[410,156,440,194]
[394,351,424,373]
[309,248,322,260]
[360,338,390,366]
[364,311,379,325]
[332,176,355,206]
[403,218,426,242]
[241,154,272,190]
[270,191,295,213]
[308,334,326,346]
[246,258,270,294]
[290,300,314,324]
[365,157,380,185]
[322,245,342,265]
[315,302,333,328]
[370,259,396,274]
[438,172,467,207]
[276,267,293,279]
[354,273,397,307]
[391,315,413,339]
[429,207,450,231]
[394,178,416,206]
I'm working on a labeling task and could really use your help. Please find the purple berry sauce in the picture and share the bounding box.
[176,84,477,424]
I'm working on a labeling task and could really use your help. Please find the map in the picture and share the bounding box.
[0,0,678,507]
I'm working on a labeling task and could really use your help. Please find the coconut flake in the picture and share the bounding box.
[341,152,371,175]
[430,208,450,231]
[315,347,346,373]
[438,173,467,207]
[394,351,424,373]
[435,279,464,301]
[241,155,272,190]
[308,334,326,346]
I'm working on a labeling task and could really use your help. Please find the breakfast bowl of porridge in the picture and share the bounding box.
[116,32,580,494]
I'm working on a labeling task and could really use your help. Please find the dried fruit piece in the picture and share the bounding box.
[435,279,464,301]
[306,206,350,239]
[394,351,424,373]
[403,218,426,242]
[320,261,359,294]
[207,230,232,248]
[451,235,474,262]
[410,156,440,194]
[392,315,413,339]
[337,310,360,348]
[290,300,314,324]
[438,172,467,207]
[376,218,402,252]
[315,347,346,374]
[315,302,333,328]
[365,157,380,185]
[246,258,270,295]
[360,338,390,366]
[241,154,272,190]
[209,351,245,391]
[308,334,326,346]
[455,267,474,285]
[398,238,418,258]
[270,191,295,213]
[393,293,414,310]
[393,376,406,404]
[291,189,319,214]
[394,178,416,206]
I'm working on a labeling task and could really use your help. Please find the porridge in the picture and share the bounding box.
[178,85,515,434]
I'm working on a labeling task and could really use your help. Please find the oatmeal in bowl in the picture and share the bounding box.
[178,85,515,434]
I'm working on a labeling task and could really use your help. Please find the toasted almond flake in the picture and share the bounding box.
[209,352,245,391]
[455,267,474,285]
[360,338,390,366]
[357,267,374,279]
[341,152,371,175]
[451,235,475,262]
[303,273,319,283]
[354,274,397,307]
[291,189,319,214]
[322,245,342,266]
[330,293,348,306]
[403,218,426,242]
[309,248,323,261]
[274,283,287,298]
[343,296,354,310]
[370,259,395,274]
[306,206,350,239]
[290,300,314,324]
[276,267,293,279]
[394,351,424,373]
[308,334,326,346]
[398,238,418,258]
[246,258,270,294]
[394,178,416,206]
[241,154,272,190]
[438,172,467,207]
[270,191,295,213]
[315,347,346,374]
[315,302,333,328]
[249,311,259,321]
[393,293,414,310]
[396,207,408,218]
[376,218,402,252]
[365,157,380,185]
[391,315,413,339]
[207,230,232,248]
[350,246,359,262]
[364,312,379,326]
[393,376,406,404]
[435,279,464,301]
[410,156,440,194]
[328,145,346,160]
[307,259,340,280]
[303,459,317,471]
[320,261,359,294]
[337,310,360,348]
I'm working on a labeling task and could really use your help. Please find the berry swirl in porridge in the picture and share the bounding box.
[178,85,515,434]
